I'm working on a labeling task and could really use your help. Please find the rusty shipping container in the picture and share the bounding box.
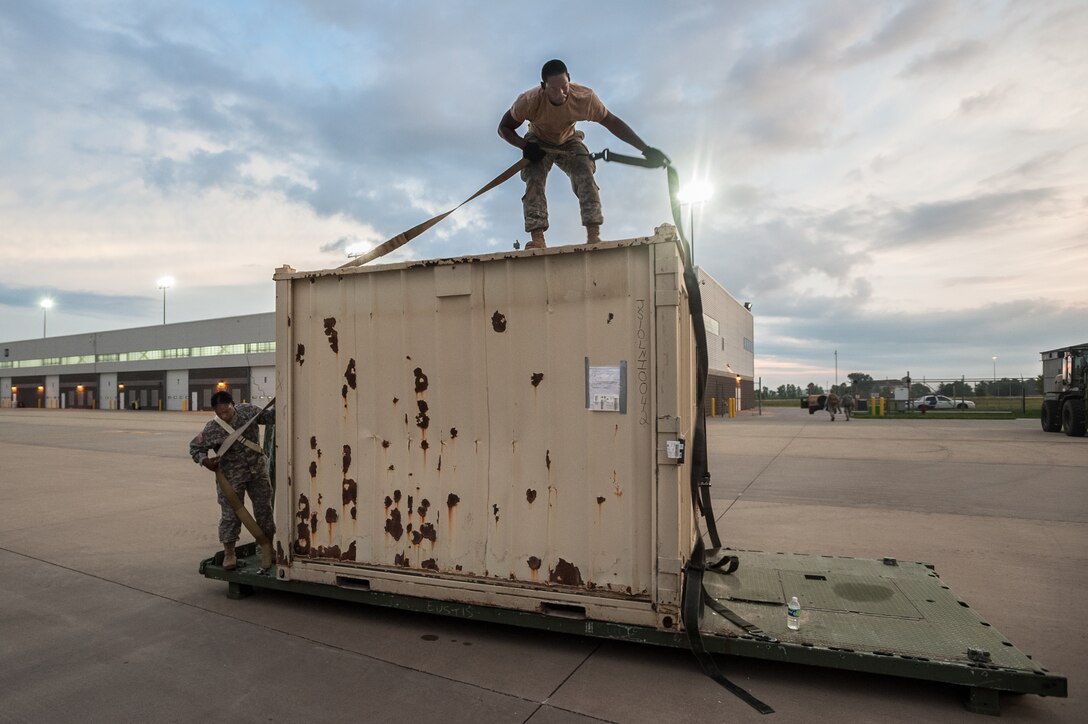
[271,225,695,630]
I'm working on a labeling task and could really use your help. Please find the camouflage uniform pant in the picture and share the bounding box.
[522,131,603,232]
[216,457,276,544]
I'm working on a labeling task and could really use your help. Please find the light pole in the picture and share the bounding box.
[40,298,54,338]
[157,276,174,325]
[677,181,712,266]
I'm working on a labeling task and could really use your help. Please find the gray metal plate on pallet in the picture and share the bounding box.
[701,551,1041,672]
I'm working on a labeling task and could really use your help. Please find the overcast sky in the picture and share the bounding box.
[1,1,1084,388]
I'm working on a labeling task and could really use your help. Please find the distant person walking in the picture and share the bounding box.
[841,393,855,421]
[189,391,275,570]
[498,59,668,249]
[826,391,841,421]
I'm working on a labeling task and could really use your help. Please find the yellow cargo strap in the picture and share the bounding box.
[216,469,273,569]
[338,158,528,268]
[211,398,276,570]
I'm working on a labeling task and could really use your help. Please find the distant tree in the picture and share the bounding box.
[847,372,874,396]
[805,382,824,395]
[911,383,931,397]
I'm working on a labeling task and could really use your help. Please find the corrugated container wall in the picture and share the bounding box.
[272,225,696,629]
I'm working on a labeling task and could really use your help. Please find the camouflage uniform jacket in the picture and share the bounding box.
[189,403,275,484]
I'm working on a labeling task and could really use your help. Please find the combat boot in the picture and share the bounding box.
[526,229,546,249]
[586,225,601,244]
[223,542,237,570]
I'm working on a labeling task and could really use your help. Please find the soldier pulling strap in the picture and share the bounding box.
[213,397,276,570]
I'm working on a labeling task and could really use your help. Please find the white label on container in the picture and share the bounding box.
[587,365,622,412]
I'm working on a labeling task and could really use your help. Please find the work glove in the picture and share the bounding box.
[642,146,670,167]
[523,141,547,163]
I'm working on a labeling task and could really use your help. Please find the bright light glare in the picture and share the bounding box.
[39,298,54,309]
[157,276,175,289]
[677,181,713,205]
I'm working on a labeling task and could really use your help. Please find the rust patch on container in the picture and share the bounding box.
[341,384,348,402]
[384,509,403,540]
[415,400,430,430]
[420,522,436,544]
[315,545,342,559]
[323,317,339,353]
[393,489,402,504]
[420,439,429,451]
[607,312,614,324]
[596,496,606,505]
[418,498,430,521]
[381,439,390,449]
[294,523,310,555]
[531,372,544,387]
[491,311,507,332]
[526,488,537,504]
[310,512,318,534]
[406,522,413,534]
[325,507,338,542]
[413,367,429,394]
[295,343,305,366]
[309,436,317,450]
[527,556,542,571]
[343,478,357,509]
[342,444,352,474]
[436,454,441,471]
[317,448,322,458]
[407,495,414,516]
[450,427,458,439]
[492,504,500,523]
[549,559,584,587]
[383,495,392,509]
[276,541,286,565]
[421,558,438,571]
[394,553,410,567]
[446,493,459,527]
[341,541,357,561]
[455,564,463,572]
[287,315,291,327]
[410,530,422,546]
[309,461,317,479]
[387,464,395,471]
[393,396,399,405]
[545,450,551,470]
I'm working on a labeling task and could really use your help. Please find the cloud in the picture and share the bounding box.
[899,40,985,77]
[957,85,1013,115]
[841,0,951,64]
[885,188,1057,246]
[0,283,154,318]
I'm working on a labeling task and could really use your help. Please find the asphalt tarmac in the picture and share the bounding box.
[1,407,1083,723]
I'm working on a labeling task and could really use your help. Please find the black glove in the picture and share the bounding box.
[642,146,670,167]
[523,141,547,163]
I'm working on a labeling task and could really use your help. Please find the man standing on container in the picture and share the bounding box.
[498,59,669,249]
[189,391,275,570]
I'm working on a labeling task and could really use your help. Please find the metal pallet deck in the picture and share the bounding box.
[200,545,1067,715]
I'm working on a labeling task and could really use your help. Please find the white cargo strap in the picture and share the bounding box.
[213,414,265,455]
[338,158,528,268]
[211,398,276,570]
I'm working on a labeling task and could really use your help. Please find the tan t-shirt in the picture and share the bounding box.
[509,83,609,146]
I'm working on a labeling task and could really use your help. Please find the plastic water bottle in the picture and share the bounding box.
[787,596,801,630]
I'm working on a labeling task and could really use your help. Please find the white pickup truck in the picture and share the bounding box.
[906,394,976,410]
